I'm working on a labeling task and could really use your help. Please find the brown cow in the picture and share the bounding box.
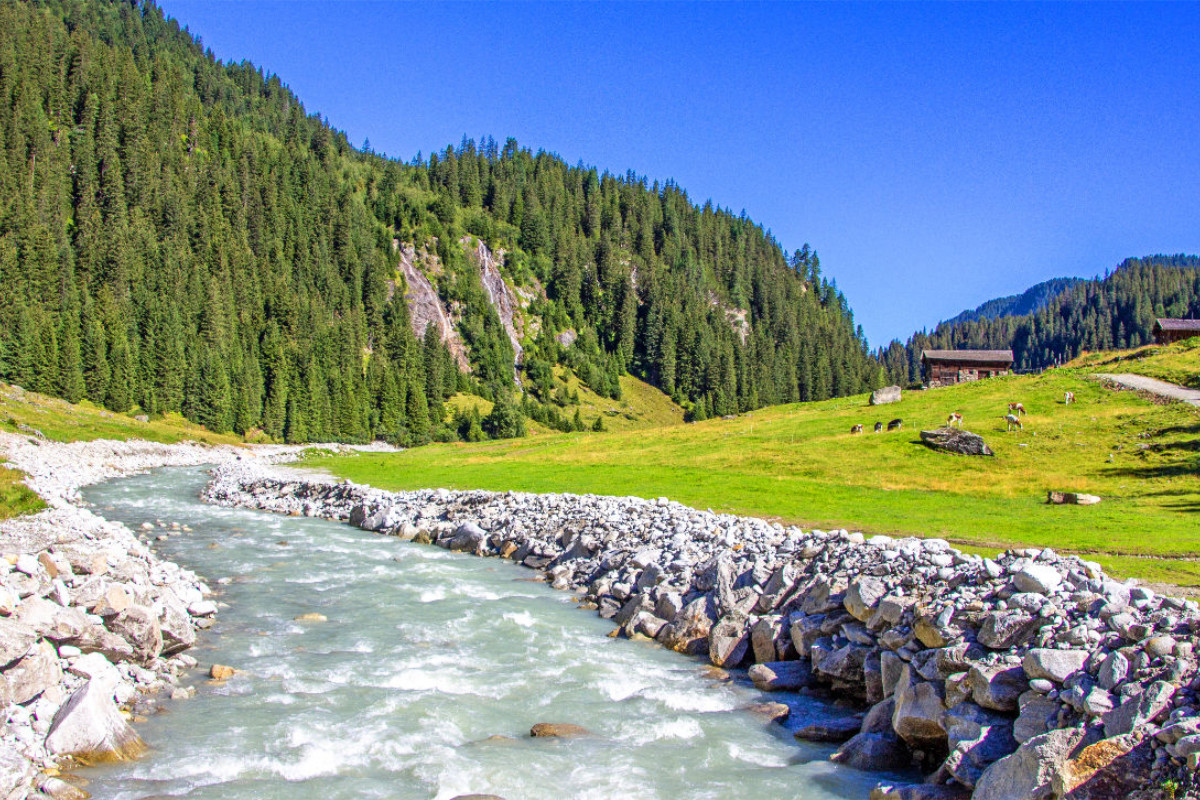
[1005,413,1023,431]
[1008,402,1026,416]
[850,424,864,435]
[947,412,963,428]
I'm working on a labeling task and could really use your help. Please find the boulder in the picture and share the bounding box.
[892,666,947,749]
[748,660,813,692]
[1051,733,1152,798]
[870,385,902,405]
[67,652,121,687]
[157,592,197,655]
[707,616,750,668]
[1103,680,1174,737]
[0,745,34,799]
[45,678,146,762]
[831,731,910,771]
[967,664,1027,712]
[978,611,1038,649]
[529,723,591,738]
[1012,564,1063,595]
[1015,692,1062,744]
[17,598,89,642]
[448,522,488,554]
[794,714,864,743]
[845,577,888,621]
[0,618,37,668]
[209,664,237,680]
[743,701,790,723]
[750,616,784,664]
[107,604,163,663]
[657,595,715,656]
[941,702,1020,788]
[1,640,62,704]
[919,427,994,456]
[972,727,1087,800]
[1022,649,1088,684]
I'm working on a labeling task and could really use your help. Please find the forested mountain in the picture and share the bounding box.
[0,0,879,444]
[940,277,1084,327]
[877,255,1200,384]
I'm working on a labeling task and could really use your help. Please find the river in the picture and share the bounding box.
[77,467,892,799]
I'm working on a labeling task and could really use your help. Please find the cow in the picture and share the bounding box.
[947,412,963,428]
[850,424,864,435]
[1064,391,1075,405]
[1008,402,1026,416]
[1005,413,1023,431]
[874,421,883,433]
[887,418,903,431]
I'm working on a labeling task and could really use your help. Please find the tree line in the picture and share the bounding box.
[0,0,880,443]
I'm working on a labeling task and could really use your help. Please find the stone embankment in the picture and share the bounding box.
[0,433,308,798]
[207,461,1200,800]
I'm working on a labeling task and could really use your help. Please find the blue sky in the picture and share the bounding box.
[160,1,1200,348]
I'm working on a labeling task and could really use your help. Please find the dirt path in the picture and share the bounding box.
[1095,372,1200,407]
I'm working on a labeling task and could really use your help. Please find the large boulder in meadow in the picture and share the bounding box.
[919,427,994,456]
[870,385,902,405]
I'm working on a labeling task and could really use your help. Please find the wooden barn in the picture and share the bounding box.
[922,349,1014,387]
[1153,318,1200,345]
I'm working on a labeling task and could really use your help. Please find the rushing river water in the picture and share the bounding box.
[77,467,896,799]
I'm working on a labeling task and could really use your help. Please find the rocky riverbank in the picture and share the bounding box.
[206,460,1200,800]
[0,433,316,799]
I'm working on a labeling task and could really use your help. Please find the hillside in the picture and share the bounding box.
[307,344,1200,587]
[940,276,1084,327]
[0,0,878,447]
[878,254,1200,383]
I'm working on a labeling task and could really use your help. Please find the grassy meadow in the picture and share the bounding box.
[308,356,1200,586]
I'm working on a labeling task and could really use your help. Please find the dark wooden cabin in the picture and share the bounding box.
[922,349,1014,387]
[1153,318,1200,345]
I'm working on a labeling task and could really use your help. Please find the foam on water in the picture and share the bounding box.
[79,468,908,800]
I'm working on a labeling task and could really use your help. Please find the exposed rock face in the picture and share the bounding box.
[206,459,1200,800]
[529,723,590,738]
[870,385,902,405]
[397,243,470,372]
[919,428,994,457]
[464,237,524,368]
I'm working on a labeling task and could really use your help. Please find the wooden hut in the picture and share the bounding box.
[1153,318,1200,345]
[922,349,1014,387]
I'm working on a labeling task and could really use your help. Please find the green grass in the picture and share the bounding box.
[0,384,244,445]
[308,361,1200,586]
[0,460,43,521]
[1071,337,1200,389]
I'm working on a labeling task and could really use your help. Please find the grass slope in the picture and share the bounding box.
[310,355,1200,586]
[1070,337,1200,389]
[0,384,244,446]
[0,460,42,521]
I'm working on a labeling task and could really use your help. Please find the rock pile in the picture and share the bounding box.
[206,460,1200,800]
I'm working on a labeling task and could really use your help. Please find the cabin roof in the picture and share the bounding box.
[1154,318,1200,332]
[921,349,1014,365]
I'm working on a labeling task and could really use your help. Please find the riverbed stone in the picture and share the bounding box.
[45,678,146,761]
[891,666,947,749]
[108,604,163,663]
[1103,679,1175,737]
[708,616,750,668]
[748,660,813,692]
[794,714,864,743]
[1012,564,1063,595]
[972,727,1087,800]
[530,723,591,738]
[0,618,37,668]
[1022,649,1088,684]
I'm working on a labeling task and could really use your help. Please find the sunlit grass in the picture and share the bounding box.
[310,357,1200,586]
[0,460,43,521]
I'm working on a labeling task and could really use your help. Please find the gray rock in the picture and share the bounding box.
[45,678,146,761]
[919,427,994,457]
[108,604,163,663]
[657,595,715,656]
[1097,650,1129,691]
[0,619,37,668]
[750,616,783,664]
[748,660,813,692]
[1012,564,1062,595]
[972,727,1087,800]
[831,731,910,770]
[1014,692,1060,744]
[448,522,488,554]
[870,385,902,405]
[968,664,1027,712]
[941,702,1020,788]
[1,640,61,705]
[892,666,947,748]
[845,577,887,621]
[794,714,863,743]
[1022,649,1088,684]
[708,616,750,667]
[1103,679,1175,737]
[0,745,34,800]
[871,784,970,800]
[978,611,1038,649]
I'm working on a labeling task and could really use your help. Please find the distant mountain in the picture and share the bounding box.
[877,255,1200,384]
[941,277,1085,327]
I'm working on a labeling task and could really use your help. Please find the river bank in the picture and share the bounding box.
[0,433,317,798]
[207,459,1200,800]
